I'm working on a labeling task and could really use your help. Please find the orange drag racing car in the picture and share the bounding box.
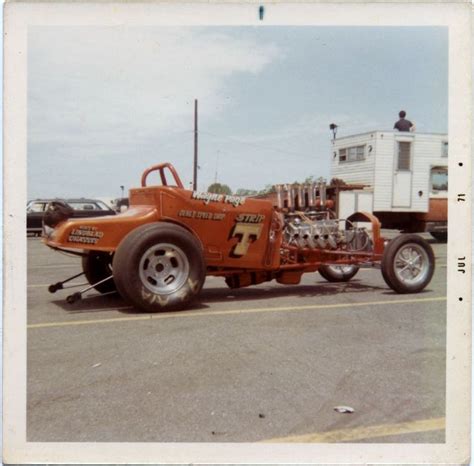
[43,163,435,312]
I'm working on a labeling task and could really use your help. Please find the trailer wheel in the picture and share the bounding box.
[430,232,447,243]
[82,251,116,294]
[381,234,435,294]
[318,264,360,282]
[112,223,205,312]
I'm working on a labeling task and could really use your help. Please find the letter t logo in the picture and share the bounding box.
[232,223,262,256]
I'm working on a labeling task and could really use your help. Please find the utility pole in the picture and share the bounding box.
[214,151,220,184]
[193,99,198,191]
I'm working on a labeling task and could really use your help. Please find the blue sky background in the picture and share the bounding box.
[28,26,447,198]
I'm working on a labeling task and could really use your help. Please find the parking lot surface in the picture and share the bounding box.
[27,234,447,443]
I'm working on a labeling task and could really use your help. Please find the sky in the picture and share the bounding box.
[27,26,448,199]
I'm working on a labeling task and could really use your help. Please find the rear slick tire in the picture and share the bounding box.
[112,223,205,312]
[318,264,359,282]
[381,234,435,294]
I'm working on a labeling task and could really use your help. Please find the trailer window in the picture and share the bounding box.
[339,145,365,163]
[431,167,448,192]
[397,142,411,170]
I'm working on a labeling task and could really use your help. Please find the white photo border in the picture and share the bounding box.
[3,1,471,463]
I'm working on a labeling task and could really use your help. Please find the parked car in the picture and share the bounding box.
[27,198,116,236]
[114,197,130,212]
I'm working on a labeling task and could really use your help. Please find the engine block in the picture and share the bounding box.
[283,213,372,251]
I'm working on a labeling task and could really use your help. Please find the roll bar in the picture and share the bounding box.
[141,163,184,189]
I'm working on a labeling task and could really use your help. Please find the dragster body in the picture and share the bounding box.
[43,163,434,312]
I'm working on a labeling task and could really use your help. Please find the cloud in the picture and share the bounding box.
[28,27,282,153]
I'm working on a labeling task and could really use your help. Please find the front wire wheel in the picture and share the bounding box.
[381,234,435,293]
[318,264,360,282]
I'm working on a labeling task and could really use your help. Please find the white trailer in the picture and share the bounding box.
[330,131,448,240]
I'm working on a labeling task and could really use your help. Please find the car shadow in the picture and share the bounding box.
[50,279,391,315]
[51,292,211,315]
[200,280,388,304]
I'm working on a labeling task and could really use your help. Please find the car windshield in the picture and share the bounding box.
[27,202,46,213]
[68,201,111,211]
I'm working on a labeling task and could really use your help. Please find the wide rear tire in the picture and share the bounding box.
[381,234,435,293]
[112,223,205,312]
[82,251,116,294]
[318,264,359,282]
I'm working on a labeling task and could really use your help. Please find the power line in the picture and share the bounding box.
[199,130,317,160]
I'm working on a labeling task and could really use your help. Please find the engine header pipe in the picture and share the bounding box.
[307,183,315,208]
[296,184,304,210]
[276,184,283,209]
[286,184,294,211]
[319,181,327,208]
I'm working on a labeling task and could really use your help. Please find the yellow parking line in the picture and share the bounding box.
[262,417,445,443]
[27,296,446,329]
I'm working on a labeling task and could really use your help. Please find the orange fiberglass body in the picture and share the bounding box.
[47,186,283,270]
[43,163,435,312]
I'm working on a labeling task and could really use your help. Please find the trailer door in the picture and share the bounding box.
[392,140,412,207]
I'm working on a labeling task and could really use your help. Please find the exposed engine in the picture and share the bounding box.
[283,213,371,251]
[276,181,372,252]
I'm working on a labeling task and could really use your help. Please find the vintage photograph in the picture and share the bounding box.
[27,23,448,440]
[4,2,471,464]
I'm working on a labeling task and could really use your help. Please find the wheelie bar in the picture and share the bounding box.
[66,275,114,304]
[48,272,86,293]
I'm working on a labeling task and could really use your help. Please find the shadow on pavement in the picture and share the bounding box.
[201,280,388,304]
[49,279,392,315]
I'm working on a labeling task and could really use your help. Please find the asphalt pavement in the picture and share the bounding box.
[27,233,447,443]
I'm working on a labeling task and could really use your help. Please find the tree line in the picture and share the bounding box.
[207,175,336,197]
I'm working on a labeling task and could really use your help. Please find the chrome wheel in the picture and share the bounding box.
[393,243,430,286]
[318,263,359,282]
[139,243,190,295]
[326,265,358,277]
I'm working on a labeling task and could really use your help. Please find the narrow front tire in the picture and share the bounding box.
[381,234,435,293]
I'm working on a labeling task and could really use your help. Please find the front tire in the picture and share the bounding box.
[381,234,435,293]
[112,223,205,312]
[318,264,359,282]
